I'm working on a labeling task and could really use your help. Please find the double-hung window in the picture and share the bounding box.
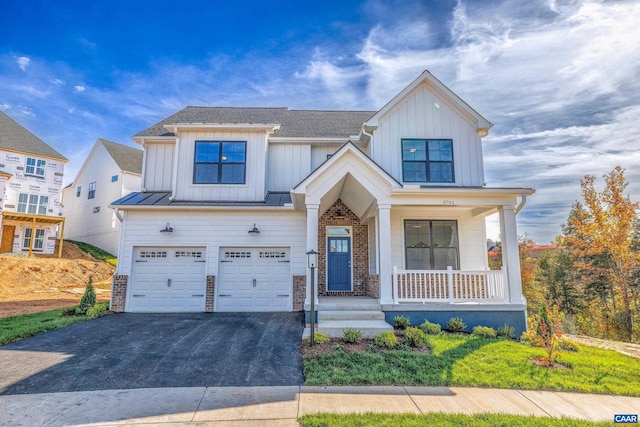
[17,193,48,215]
[25,157,46,177]
[402,139,454,183]
[404,220,459,270]
[194,141,246,184]
[88,182,96,199]
[23,228,45,251]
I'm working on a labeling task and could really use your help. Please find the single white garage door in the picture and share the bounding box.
[217,247,291,311]
[129,247,207,312]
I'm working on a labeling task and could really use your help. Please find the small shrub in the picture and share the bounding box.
[558,337,580,352]
[404,326,426,347]
[76,277,97,315]
[374,331,398,348]
[472,326,497,338]
[367,343,377,353]
[332,344,345,353]
[393,316,411,329]
[419,320,442,335]
[87,302,109,319]
[343,328,363,344]
[61,305,78,316]
[529,304,565,366]
[497,324,515,339]
[306,332,330,345]
[398,343,411,352]
[446,317,466,332]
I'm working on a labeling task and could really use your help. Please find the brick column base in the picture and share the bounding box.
[205,275,216,312]
[111,275,128,312]
[293,275,306,311]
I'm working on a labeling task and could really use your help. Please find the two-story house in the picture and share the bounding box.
[110,71,534,335]
[62,138,142,255]
[0,111,67,256]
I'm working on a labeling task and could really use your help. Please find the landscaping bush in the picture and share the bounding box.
[306,332,330,345]
[528,304,565,366]
[558,337,580,352]
[87,302,109,319]
[419,320,442,335]
[76,278,97,315]
[393,316,411,329]
[332,344,345,353]
[497,324,515,339]
[404,326,426,347]
[343,328,363,344]
[472,326,497,338]
[446,317,466,332]
[61,305,78,317]
[373,331,398,348]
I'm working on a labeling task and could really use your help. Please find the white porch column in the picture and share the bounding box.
[305,204,319,306]
[378,204,393,304]
[498,205,524,304]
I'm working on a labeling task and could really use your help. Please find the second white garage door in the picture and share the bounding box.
[217,247,291,311]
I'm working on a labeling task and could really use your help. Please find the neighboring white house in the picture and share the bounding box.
[0,111,67,256]
[62,138,142,255]
[110,71,534,335]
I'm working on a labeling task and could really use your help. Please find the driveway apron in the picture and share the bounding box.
[0,312,304,395]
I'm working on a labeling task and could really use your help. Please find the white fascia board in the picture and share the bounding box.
[268,137,361,145]
[107,204,296,211]
[132,136,175,145]
[392,186,535,197]
[163,123,281,133]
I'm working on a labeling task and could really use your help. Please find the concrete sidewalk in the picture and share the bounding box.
[1,386,638,426]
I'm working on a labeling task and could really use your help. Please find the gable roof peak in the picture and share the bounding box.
[0,110,67,161]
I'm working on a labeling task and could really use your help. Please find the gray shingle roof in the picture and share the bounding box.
[0,111,67,160]
[135,107,376,139]
[111,191,292,207]
[99,138,143,174]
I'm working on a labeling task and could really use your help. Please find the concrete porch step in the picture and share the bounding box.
[316,302,383,311]
[303,320,394,339]
[317,310,386,321]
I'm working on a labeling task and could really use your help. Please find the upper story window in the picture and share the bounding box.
[194,141,246,184]
[76,186,81,197]
[25,157,46,177]
[88,182,96,199]
[111,175,118,182]
[402,139,454,183]
[404,220,459,270]
[17,193,49,215]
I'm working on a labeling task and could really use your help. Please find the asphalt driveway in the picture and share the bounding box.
[0,312,304,395]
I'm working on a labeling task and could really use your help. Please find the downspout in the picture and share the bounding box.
[169,127,180,201]
[140,138,148,192]
[362,127,374,158]
[114,207,124,222]
[515,192,527,215]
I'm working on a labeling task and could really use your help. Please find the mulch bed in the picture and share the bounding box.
[301,329,431,357]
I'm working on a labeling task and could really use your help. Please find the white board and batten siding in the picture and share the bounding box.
[266,143,311,191]
[143,142,174,191]
[310,146,338,171]
[371,82,485,187]
[173,131,268,201]
[390,207,488,271]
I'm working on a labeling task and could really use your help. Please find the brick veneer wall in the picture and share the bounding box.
[205,275,215,312]
[111,275,128,312]
[318,199,369,296]
[293,275,306,311]
[366,274,379,299]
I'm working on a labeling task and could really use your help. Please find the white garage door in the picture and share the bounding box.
[129,247,207,312]
[217,247,291,311]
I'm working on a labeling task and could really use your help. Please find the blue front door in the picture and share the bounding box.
[327,237,351,291]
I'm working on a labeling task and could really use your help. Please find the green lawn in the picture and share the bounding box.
[303,334,640,396]
[299,413,613,427]
[0,308,95,345]
[64,239,117,266]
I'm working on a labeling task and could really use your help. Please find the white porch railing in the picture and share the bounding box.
[392,266,508,304]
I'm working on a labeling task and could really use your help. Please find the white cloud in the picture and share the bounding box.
[16,56,30,71]
[74,85,86,92]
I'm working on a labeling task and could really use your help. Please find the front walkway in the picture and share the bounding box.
[2,386,638,426]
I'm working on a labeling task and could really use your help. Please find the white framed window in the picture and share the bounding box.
[23,228,45,251]
[17,193,48,215]
[111,175,118,182]
[25,157,46,177]
[88,182,96,199]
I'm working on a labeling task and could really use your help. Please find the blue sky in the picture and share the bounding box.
[2,0,639,244]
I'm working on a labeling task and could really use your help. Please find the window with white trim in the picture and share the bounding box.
[23,228,45,251]
[25,157,46,177]
[17,193,48,215]
[88,182,96,199]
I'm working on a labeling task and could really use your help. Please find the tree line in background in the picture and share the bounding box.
[494,166,640,343]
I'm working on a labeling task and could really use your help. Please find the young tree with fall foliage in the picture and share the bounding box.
[563,166,640,342]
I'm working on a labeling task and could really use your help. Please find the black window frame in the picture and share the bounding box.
[193,141,247,185]
[404,219,460,270]
[401,138,455,183]
[88,182,96,199]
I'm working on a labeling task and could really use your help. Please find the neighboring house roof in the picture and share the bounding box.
[135,107,376,139]
[111,191,292,207]
[100,138,143,174]
[0,110,67,161]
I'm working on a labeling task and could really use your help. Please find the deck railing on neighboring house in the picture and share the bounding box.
[392,266,508,304]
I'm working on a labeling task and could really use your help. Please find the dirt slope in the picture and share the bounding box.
[0,242,115,318]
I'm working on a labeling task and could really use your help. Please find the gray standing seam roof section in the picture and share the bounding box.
[134,107,377,139]
[111,191,292,207]
[0,111,67,160]
[99,139,143,174]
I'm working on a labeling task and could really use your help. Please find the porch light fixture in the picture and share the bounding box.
[160,222,173,233]
[248,224,261,235]
[306,249,318,345]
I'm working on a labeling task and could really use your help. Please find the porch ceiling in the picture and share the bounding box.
[319,173,376,218]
